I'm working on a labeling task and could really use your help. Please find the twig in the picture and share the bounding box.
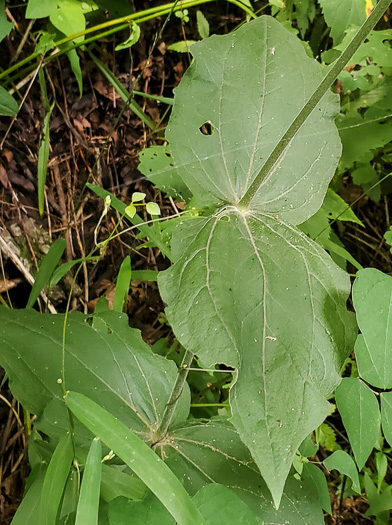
[0,229,57,314]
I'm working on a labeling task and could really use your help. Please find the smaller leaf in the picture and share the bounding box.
[49,0,85,42]
[26,0,57,18]
[299,433,318,457]
[27,238,66,308]
[375,451,388,491]
[381,392,392,447]
[353,268,392,388]
[146,202,161,216]
[323,189,364,225]
[323,450,361,493]
[352,166,381,203]
[335,377,380,470]
[75,437,102,525]
[317,423,340,452]
[138,145,191,200]
[196,11,209,39]
[125,204,136,218]
[40,433,74,525]
[0,0,14,41]
[301,463,331,514]
[131,192,146,203]
[168,40,197,53]
[115,22,140,50]
[364,473,392,518]
[0,86,18,116]
[113,256,131,313]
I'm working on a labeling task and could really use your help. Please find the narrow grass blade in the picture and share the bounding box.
[49,255,101,286]
[11,464,46,524]
[113,256,131,312]
[88,51,156,130]
[65,391,204,525]
[37,67,53,215]
[27,238,66,308]
[40,432,73,525]
[37,109,53,215]
[131,270,158,281]
[86,183,172,260]
[75,437,102,525]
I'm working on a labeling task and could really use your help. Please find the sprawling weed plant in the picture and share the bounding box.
[2,0,392,523]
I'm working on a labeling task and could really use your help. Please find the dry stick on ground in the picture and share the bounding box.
[0,230,57,314]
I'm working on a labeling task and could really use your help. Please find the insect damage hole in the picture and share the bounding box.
[199,121,214,136]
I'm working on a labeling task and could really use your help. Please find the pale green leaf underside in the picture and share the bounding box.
[159,210,356,503]
[167,16,341,225]
[353,268,392,388]
[0,308,189,441]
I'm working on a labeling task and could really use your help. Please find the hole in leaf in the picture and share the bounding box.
[199,121,214,136]
[85,317,94,326]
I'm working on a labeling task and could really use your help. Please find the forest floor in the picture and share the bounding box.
[1,1,391,523]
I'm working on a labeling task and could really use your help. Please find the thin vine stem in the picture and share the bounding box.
[0,0,255,84]
[239,0,392,210]
[157,349,194,440]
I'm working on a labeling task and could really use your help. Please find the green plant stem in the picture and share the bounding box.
[157,349,194,439]
[239,0,392,210]
[0,0,254,84]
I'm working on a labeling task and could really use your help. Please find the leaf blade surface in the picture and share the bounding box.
[159,210,356,504]
[167,16,341,224]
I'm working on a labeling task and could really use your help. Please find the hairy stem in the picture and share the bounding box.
[157,349,194,439]
[239,0,392,210]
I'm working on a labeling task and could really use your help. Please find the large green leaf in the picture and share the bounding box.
[353,268,392,388]
[164,417,325,523]
[156,15,357,506]
[166,16,341,225]
[0,308,189,443]
[160,211,355,503]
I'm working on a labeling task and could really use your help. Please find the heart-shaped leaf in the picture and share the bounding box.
[166,16,341,224]
[156,15,357,505]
